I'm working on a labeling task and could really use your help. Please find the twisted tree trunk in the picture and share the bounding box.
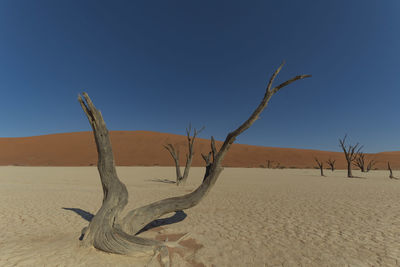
[78,93,166,261]
[76,62,310,264]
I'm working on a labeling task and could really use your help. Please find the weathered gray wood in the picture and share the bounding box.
[120,62,310,235]
[77,61,310,261]
[78,93,167,263]
[163,144,182,182]
[339,135,362,178]
[164,124,204,185]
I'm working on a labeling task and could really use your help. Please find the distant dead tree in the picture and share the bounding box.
[164,124,204,185]
[326,158,336,171]
[339,135,363,178]
[315,158,325,176]
[366,159,376,172]
[353,152,366,172]
[76,63,311,263]
[266,159,274,168]
[388,162,398,179]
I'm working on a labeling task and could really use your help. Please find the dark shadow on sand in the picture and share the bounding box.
[62,207,94,222]
[137,210,187,234]
[148,178,176,184]
[62,207,187,235]
[348,176,367,179]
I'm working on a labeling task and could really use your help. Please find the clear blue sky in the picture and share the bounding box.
[0,0,399,152]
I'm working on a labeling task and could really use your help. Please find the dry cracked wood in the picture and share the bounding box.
[76,62,310,264]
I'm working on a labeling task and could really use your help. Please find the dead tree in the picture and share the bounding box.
[339,135,362,178]
[76,62,310,263]
[266,159,274,169]
[164,124,204,185]
[388,162,398,179]
[366,159,376,172]
[314,158,325,176]
[326,158,336,171]
[353,152,366,172]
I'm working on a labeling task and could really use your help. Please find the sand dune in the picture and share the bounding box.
[0,131,398,169]
[1,166,400,266]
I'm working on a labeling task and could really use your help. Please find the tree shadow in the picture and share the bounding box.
[62,207,187,236]
[148,178,176,184]
[136,210,187,234]
[342,176,367,179]
[62,207,94,222]
[349,176,367,179]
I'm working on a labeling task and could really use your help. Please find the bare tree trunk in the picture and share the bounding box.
[266,159,273,169]
[388,162,397,179]
[326,159,336,171]
[78,93,166,261]
[339,135,362,178]
[76,62,310,262]
[366,159,376,172]
[347,161,353,178]
[164,144,182,183]
[353,153,366,172]
[180,125,203,185]
[315,158,325,177]
[164,124,204,186]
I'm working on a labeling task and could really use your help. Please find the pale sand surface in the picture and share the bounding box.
[1,166,400,266]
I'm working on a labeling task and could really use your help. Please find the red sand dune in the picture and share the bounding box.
[0,131,398,169]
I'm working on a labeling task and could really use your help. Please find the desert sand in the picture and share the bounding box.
[1,166,400,266]
[0,131,399,169]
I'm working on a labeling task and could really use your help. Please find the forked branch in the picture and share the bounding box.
[326,158,336,171]
[77,62,311,263]
[121,61,310,235]
[164,124,204,185]
[315,158,325,177]
[339,135,363,178]
[353,152,366,172]
[366,159,376,172]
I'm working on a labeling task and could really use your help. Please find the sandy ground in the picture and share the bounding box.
[1,166,400,266]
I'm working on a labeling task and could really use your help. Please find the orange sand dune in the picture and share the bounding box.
[0,131,398,169]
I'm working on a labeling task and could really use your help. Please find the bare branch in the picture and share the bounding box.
[271,74,312,95]
[366,159,376,172]
[339,134,362,178]
[314,157,325,177]
[326,158,336,171]
[77,62,311,261]
[214,62,311,166]
[201,152,212,165]
[210,136,216,162]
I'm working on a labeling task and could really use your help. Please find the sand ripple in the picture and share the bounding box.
[1,167,400,266]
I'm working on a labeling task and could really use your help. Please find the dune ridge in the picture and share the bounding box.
[0,131,398,169]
